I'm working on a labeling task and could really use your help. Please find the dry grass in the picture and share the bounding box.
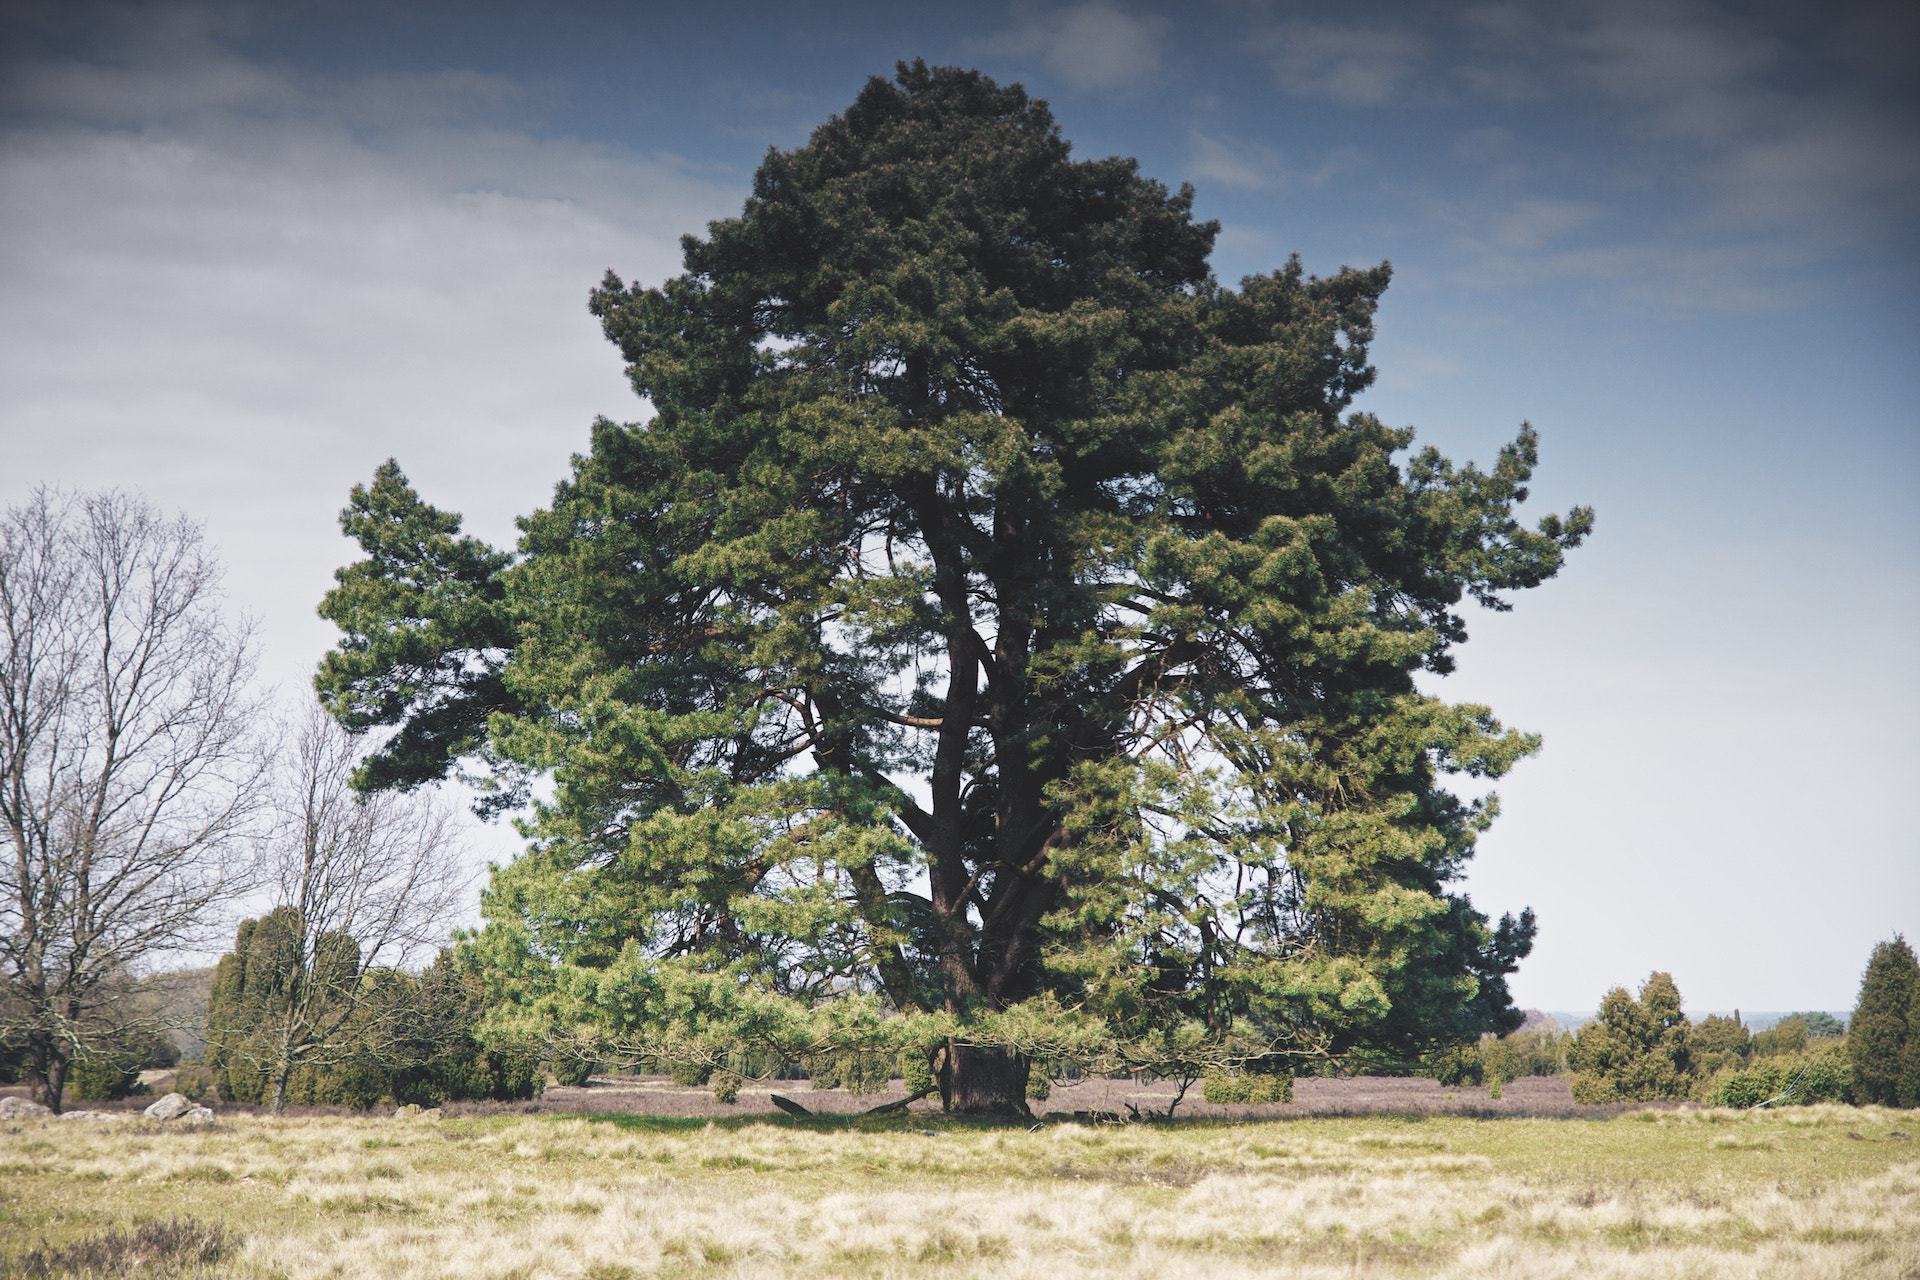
[2,1103,1916,1278]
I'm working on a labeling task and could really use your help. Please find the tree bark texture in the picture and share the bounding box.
[936,1041,1032,1117]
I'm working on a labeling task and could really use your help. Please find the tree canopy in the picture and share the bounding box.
[317,63,1591,1113]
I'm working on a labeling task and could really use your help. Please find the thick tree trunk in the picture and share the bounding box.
[936,1041,1031,1117]
[270,1055,292,1114]
[28,1034,66,1113]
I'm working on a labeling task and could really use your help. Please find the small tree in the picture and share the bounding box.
[0,489,265,1110]
[1849,936,1917,1107]
[1569,972,1692,1104]
[1796,1011,1845,1039]
[1690,1013,1750,1077]
[1751,1015,1808,1058]
[1481,1017,1569,1084]
[232,705,470,1112]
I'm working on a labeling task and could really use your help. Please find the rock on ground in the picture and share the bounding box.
[143,1092,195,1120]
[0,1096,53,1119]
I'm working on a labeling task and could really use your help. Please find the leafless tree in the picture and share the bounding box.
[243,702,472,1112]
[0,489,266,1109]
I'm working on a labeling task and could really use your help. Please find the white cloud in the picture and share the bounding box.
[988,1,1170,93]
[0,15,741,711]
[1187,129,1280,190]
[1456,0,1920,247]
[1256,21,1427,106]
[1186,129,1361,197]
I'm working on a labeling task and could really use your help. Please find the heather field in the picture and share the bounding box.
[2,1087,1917,1279]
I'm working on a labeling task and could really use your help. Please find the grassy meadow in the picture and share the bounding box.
[2,1103,1917,1279]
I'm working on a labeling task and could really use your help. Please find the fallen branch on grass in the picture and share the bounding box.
[862,1089,935,1116]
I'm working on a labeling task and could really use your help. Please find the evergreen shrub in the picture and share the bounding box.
[69,1055,142,1102]
[205,918,542,1109]
[1848,936,1918,1106]
[1202,1069,1292,1104]
[1699,1046,1853,1108]
[1569,972,1692,1103]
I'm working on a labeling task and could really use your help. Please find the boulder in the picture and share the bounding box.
[181,1106,216,1124]
[58,1109,117,1122]
[143,1092,194,1120]
[0,1096,53,1119]
[393,1104,421,1120]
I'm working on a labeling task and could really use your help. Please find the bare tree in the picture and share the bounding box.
[0,489,265,1109]
[240,702,471,1112]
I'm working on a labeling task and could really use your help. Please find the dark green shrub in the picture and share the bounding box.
[902,1048,936,1097]
[1690,1013,1750,1080]
[1480,1020,1570,1083]
[70,1054,142,1102]
[1848,936,1917,1106]
[1752,1015,1808,1058]
[711,1070,741,1104]
[0,1039,26,1084]
[667,1059,711,1087]
[205,922,542,1109]
[1428,1042,1482,1086]
[547,1046,600,1088]
[1797,1011,1846,1038]
[1569,972,1692,1104]
[1701,1046,1853,1108]
[1202,1070,1292,1104]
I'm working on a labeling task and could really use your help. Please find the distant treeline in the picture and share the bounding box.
[1452,939,1918,1109]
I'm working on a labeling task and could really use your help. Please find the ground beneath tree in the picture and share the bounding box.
[493,1071,1652,1121]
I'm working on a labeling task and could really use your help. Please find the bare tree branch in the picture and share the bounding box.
[0,488,267,1110]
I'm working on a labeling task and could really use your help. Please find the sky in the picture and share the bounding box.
[2,0,1915,1014]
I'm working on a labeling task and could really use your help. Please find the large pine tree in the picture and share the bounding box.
[316,63,1591,1114]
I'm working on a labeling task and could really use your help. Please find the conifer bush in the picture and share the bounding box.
[1202,1068,1292,1104]
[204,916,542,1107]
[1751,1015,1809,1058]
[1903,995,1920,1108]
[69,1054,142,1102]
[1699,1045,1853,1108]
[1480,1020,1569,1083]
[665,1059,710,1087]
[1848,936,1917,1106]
[1569,972,1692,1103]
[1689,1013,1751,1079]
[1428,1042,1483,1086]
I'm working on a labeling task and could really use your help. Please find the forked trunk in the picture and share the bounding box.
[936,1041,1031,1117]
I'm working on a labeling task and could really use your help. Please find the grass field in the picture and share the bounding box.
[2,1102,1917,1278]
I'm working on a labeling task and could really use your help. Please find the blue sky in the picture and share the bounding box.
[2,0,1914,1012]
